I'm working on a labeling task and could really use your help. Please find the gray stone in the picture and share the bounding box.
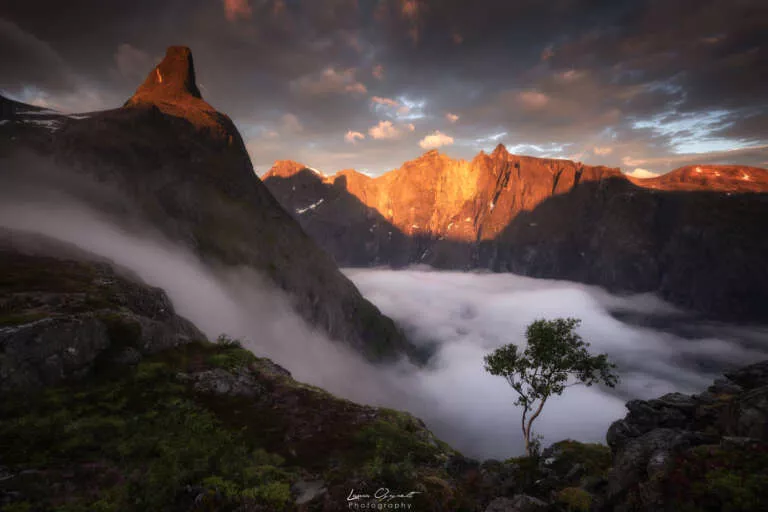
[608,428,692,500]
[188,368,262,397]
[725,361,768,390]
[565,462,586,482]
[607,419,643,450]
[485,494,548,512]
[110,346,142,365]
[736,386,768,440]
[709,378,743,395]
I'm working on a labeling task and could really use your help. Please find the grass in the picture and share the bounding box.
[0,342,297,511]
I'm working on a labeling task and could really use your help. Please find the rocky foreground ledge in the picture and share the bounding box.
[1,240,766,511]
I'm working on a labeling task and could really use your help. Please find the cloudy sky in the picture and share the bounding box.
[2,0,767,176]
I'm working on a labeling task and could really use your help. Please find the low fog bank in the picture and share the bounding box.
[3,159,767,460]
[344,268,768,458]
[0,193,418,408]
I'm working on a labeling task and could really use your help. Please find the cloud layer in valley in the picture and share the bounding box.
[1,0,766,174]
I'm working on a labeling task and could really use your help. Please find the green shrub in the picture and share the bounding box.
[216,334,243,348]
[242,481,292,508]
[557,486,592,511]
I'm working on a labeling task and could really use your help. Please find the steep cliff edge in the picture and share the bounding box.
[0,46,416,362]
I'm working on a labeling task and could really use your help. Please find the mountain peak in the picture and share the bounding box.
[491,143,509,158]
[127,46,202,105]
[263,160,310,179]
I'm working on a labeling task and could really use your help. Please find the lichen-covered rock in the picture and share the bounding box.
[603,360,768,511]
[0,237,204,391]
[183,367,263,397]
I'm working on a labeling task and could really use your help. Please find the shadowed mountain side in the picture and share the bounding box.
[496,177,768,323]
[264,165,768,323]
[0,47,418,363]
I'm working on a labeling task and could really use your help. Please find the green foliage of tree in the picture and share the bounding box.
[484,318,619,457]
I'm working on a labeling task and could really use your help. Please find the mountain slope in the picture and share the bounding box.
[0,46,415,362]
[262,150,768,322]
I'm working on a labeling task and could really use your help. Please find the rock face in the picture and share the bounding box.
[263,147,621,265]
[0,232,204,391]
[263,151,768,323]
[604,360,768,511]
[0,46,415,363]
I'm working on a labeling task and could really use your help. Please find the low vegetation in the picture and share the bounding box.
[664,443,768,512]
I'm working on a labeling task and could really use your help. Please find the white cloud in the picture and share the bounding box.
[368,120,400,140]
[222,0,252,22]
[371,96,411,116]
[517,90,550,109]
[446,112,459,123]
[593,146,613,155]
[419,130,454,149]
[345,130,365,143]
[280,113,303,133]
[343,268,767,458]
[290,67,367,96]
[371,96,400,108]
[626,168,658,179]
[557,70,585,82]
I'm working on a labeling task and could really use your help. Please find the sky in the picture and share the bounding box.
[1,0,767,176]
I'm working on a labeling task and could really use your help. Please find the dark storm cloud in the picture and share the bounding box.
[2,0,766,173]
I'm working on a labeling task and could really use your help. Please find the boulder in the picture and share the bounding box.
[607,428,692,501]
[725,361,768,390]
[182,368,263,397]
[735,386,768,440]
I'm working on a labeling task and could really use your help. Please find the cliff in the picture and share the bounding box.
[263,151,768,323]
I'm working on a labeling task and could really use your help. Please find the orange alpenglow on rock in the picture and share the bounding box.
[625,164,768,192]
[123,46,235,139]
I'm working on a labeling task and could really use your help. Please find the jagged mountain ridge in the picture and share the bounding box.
[264,146,624,243]
[0,46,416,362]
[262,151,768,323]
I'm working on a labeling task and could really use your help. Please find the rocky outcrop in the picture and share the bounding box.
[0,46,416,363]
[604,360,768,511]
[263,154,768,323]
[0,233,204,392]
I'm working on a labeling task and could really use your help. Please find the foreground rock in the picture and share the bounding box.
[604,362,768,511]
[0,232,203,392]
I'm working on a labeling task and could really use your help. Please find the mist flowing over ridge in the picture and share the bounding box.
[0,45,417,364]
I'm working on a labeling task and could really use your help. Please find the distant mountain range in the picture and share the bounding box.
[263,150,768,323]
[0,46,416,363]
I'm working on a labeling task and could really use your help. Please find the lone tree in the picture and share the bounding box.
[484,318,619,457]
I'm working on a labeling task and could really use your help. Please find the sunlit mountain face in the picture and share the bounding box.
[2,0,766,176]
